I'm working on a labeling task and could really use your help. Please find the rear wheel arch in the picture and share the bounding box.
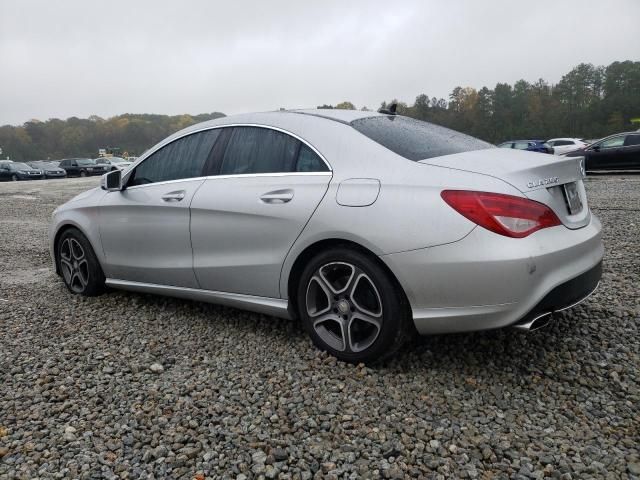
[286,238,411,320]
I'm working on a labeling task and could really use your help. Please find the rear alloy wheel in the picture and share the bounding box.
[298,248,409,363]
[57,229,105,296]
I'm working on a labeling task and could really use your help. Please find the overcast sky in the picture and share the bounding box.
[1,0,638,126]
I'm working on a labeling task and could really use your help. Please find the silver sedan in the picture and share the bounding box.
[49,109,603,363]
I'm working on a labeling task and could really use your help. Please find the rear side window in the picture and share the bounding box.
[130,129,220,186]
[296,144,329,172]
[514,142,530,150]
[350,116,493,161]
[220,127,314,175]
[553,140,573,146]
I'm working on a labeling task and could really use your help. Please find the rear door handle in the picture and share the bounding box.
[260,189,294,204]
[161,190,186,202]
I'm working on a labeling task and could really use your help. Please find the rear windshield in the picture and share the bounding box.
[350,116,493,161]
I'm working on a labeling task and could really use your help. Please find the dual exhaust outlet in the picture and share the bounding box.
[512,312,553,332]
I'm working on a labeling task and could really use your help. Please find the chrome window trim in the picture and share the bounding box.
[122,171,332,191]
[124,123,333,187]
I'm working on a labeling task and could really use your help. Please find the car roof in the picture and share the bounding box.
[156,109,387,150]
[175,109,384,134]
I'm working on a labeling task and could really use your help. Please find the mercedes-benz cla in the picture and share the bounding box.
[49,109,603,363]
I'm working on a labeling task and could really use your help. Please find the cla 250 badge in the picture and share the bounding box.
[527,176,559,188]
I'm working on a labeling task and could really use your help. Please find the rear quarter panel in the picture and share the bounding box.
[279,132,523,299]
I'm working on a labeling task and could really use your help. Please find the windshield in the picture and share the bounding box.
[108,157,127,163]
[77,159,95,166]
[12,162,31,169]
[350,115,494,161]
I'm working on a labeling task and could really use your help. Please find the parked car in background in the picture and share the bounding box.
[49,109,602,363]
[95,156,133,172]
[0,161,44,181]
[546,138,588,156]
[28,161,67,179]
[564,132,640,171]
[498,140,554,154]
[58,158,109,177]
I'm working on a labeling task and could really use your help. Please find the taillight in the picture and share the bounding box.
[441,190,561,238]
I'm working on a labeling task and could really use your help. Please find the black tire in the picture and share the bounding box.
[11,175,18,181]
[80,170,87,177]
[56,228,105,296]
[297,247,410,364]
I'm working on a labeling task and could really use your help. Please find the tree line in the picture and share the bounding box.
[327,60,640,143]
[1,61,638,161]
[0,113,225,161]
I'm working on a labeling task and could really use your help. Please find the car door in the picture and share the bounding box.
[552,140,573,155]
[0,164,10,180]
[99,129,221,287]
[586,134,626,170]
[190,126,332,298]
[59,160,70,175]
[621,134,640,169]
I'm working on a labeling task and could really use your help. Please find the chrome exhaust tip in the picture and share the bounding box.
[512,312,553,332]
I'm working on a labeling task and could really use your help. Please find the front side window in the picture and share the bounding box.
[351,115,493,161]
[598,135,625,149]
[220,127,299,175]
[514,142,530,150]
[129,129,220,186]
[498,142,513,149]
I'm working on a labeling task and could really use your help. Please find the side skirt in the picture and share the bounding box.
[105,278,291,319]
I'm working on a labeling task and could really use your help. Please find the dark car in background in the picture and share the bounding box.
[58,158,109,177]
[564,131,640,172]
[0,162,44,181]
[28,161,67,179]
[498,140,554,154]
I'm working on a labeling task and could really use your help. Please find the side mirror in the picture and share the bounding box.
[101,169,123,191]
[591,145,600,152]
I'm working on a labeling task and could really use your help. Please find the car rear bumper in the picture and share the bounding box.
[380,214,604,334]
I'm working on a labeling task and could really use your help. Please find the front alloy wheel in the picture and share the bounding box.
[298,248,410,363]
[59,237,90,293]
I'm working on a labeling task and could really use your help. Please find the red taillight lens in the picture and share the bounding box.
[441,190,561,238]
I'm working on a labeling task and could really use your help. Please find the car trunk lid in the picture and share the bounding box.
[420,148,590,229]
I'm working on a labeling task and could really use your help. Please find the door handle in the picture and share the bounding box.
[161,190,186,202]
[260,189,294,204]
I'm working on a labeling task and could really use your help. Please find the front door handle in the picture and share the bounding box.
[260,189,294,204]
[161,190,186,202]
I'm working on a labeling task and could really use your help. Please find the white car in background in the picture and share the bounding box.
[94,156,133,172]
[546,138,588,156]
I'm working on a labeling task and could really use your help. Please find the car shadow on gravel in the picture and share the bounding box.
[94,287,614,377]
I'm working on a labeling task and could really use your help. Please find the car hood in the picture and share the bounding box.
[419,148,584,193]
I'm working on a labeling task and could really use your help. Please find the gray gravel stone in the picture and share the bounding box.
[1,174,639,479]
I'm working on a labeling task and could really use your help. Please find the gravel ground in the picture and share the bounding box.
[0,175,638,479]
